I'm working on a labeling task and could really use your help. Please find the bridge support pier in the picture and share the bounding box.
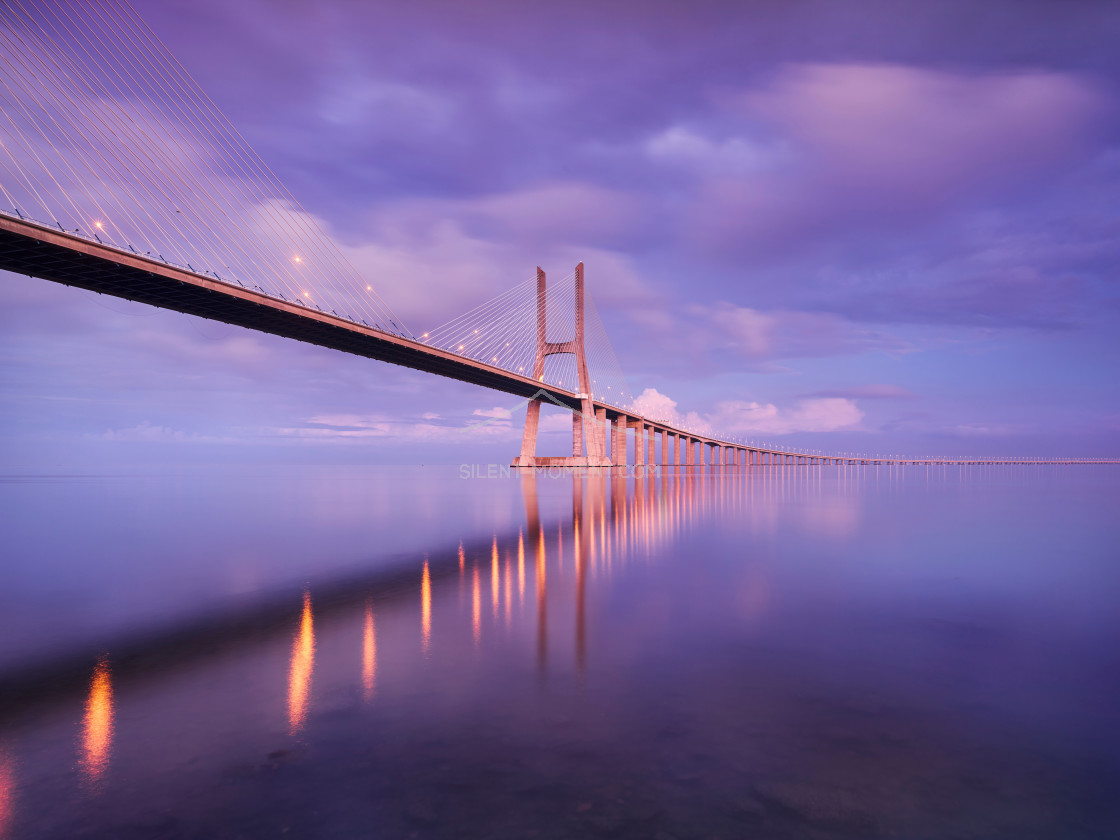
[512,263,612,468]
[596,408,608,461]
[612,416,627,466]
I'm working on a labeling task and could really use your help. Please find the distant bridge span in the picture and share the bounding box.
[4,213,1113,468]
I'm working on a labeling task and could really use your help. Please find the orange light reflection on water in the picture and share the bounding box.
[81,656,113,783]
[472,565,481,644]
[287,592,315,734]
[421,560,432,653]
[362,604,377,701]
[0,748,14,837]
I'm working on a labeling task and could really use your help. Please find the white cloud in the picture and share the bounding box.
[713,397,864,435]
[268,408,523,443]
[631,387,864,436]
[472,406,512,420]
[538,411,575,433]
[630,387,711,432]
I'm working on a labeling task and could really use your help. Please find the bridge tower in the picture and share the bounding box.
[511,263,610,467]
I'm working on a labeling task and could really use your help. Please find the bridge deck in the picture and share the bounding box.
[0,214,585,410]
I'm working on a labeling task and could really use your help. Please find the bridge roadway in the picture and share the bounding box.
[2,213,1115,469]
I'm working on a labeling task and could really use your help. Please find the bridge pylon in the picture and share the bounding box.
[511,263,611,468]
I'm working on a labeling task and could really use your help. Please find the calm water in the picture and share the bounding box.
[0,465,1118,839]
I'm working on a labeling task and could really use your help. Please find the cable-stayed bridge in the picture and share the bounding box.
[0,0,1113,468]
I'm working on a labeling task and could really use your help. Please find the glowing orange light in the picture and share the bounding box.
[294,256,302,263]
[362,604,376,701]
[303,292,310,298]
[366,285,372,290]
[458,344,465,351]
[94,221,103,230]
[492,356,498,362]
[422,332,429,339]
[421,560,431,653]
[81,656,113,783]
[287,591,315,734]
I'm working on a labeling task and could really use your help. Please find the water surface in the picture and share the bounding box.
[0,464,1117,839]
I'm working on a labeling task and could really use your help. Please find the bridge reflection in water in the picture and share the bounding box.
[27,462,873,779]
[269,464,831,727]
[66,464,805,778]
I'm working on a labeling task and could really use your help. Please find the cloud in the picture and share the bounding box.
[97,422,221,443]
[537,411,575,433]
[684,64,1106,255]
[472,406,512,420]
[463,182,647,244]
[330,195,654,330]
[745,63,1103,192]
[270,407,525,443]
[807,384,917,400]
[319,78,454,131]
[700,302,909,360]
[630,387,865,436]
[630,387,710,431]
[712,397,865,435]
[645,126,785,176]
[626,302,910,374]
[833,262,1093,329]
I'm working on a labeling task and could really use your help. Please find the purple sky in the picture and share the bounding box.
[2,0,1119,467]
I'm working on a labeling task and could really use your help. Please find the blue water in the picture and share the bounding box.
[0,465,1117,839]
